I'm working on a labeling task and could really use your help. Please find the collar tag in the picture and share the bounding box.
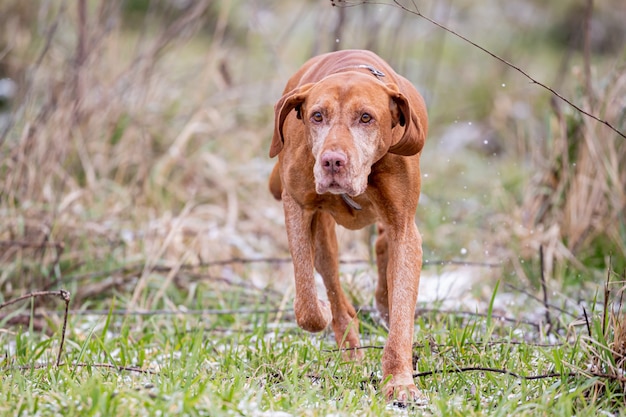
[341,194,362,210]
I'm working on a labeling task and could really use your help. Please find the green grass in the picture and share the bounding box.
[2,277,625,416]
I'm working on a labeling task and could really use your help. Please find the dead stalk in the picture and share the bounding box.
[0,289,71,368]
[540,246,553,334]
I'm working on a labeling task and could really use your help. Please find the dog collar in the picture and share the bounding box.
[355,64,385,78]
[341,193,362,210]
[336,65,386,80]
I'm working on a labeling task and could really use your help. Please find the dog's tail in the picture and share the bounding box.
[269,163,282,201]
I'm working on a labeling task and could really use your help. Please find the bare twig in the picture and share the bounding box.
[504,283,576,318]
[71,362,158,374]
[590,371,626,384]
[413,366,577,381]
[201,256,501,268]
[583,307,592,338]
[56,290,71,367]
[201,256,501,269]
[602,261,611,337]
[540,246,553,334]
[423,259,502,268]
[12,362,158,375]
[0,289,71,368]
[0,240,65,250]
[52,257,500,292]
[4,304,539,332]
[0,290,68,311]
[15,305,538,332]
[66,307,293,316]
[330,0,626,140]
[325,339,564,354]
[416,307,540,329]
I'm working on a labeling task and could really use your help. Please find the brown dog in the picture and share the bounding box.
[268,49,428,403]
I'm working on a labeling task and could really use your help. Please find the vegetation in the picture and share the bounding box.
[1,0,625,415]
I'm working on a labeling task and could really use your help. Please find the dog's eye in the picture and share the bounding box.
[360,113,372,124]
[311,112,323,123]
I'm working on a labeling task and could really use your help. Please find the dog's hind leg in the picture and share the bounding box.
[374,223,390,325]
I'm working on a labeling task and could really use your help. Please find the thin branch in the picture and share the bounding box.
[56,290,71,366]
[423,259,502,268]
[590,371,626,384]
[10,362,158,375]
[5,304,539,331]
[602,261,611,337]
[0,290,68,311]
[53,257,500,291]
[202,256,501,268]
[582,307,592,337]
[325,339,564,353]
[331,0,626,140]
[394,0,625,139]
[540,246,553,334]
[504,283,576,318]
[67,307,293,316]
[0,240,65,250]
[416,307,540,329]
[0,289,71,368]
[413,366,578,380]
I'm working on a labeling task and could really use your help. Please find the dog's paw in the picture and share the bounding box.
[294,298,332,332]
[317,299,333,327]
[384,383,428,407]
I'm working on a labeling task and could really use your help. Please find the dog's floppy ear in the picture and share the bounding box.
[385,84,427,156]
[269,83,315,158]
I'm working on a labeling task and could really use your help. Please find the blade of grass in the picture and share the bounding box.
[487,280,500,330]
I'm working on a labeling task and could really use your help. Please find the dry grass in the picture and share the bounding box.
[0,0,292,304]
[582,272,626,404]
[1,0,624,303]
[518,69,626,276]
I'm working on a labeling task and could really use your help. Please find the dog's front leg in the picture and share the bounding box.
[382,220,424,403]
[312,212,363,359]
[282,193,332,332]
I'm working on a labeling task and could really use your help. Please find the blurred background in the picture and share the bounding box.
[1,0,625,313]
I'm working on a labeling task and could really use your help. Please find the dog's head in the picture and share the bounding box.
[270,72,425,197]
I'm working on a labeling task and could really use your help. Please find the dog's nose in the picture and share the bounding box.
[320,151,347,174]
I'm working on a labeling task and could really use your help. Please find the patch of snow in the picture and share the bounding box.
[419,267,481,309]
